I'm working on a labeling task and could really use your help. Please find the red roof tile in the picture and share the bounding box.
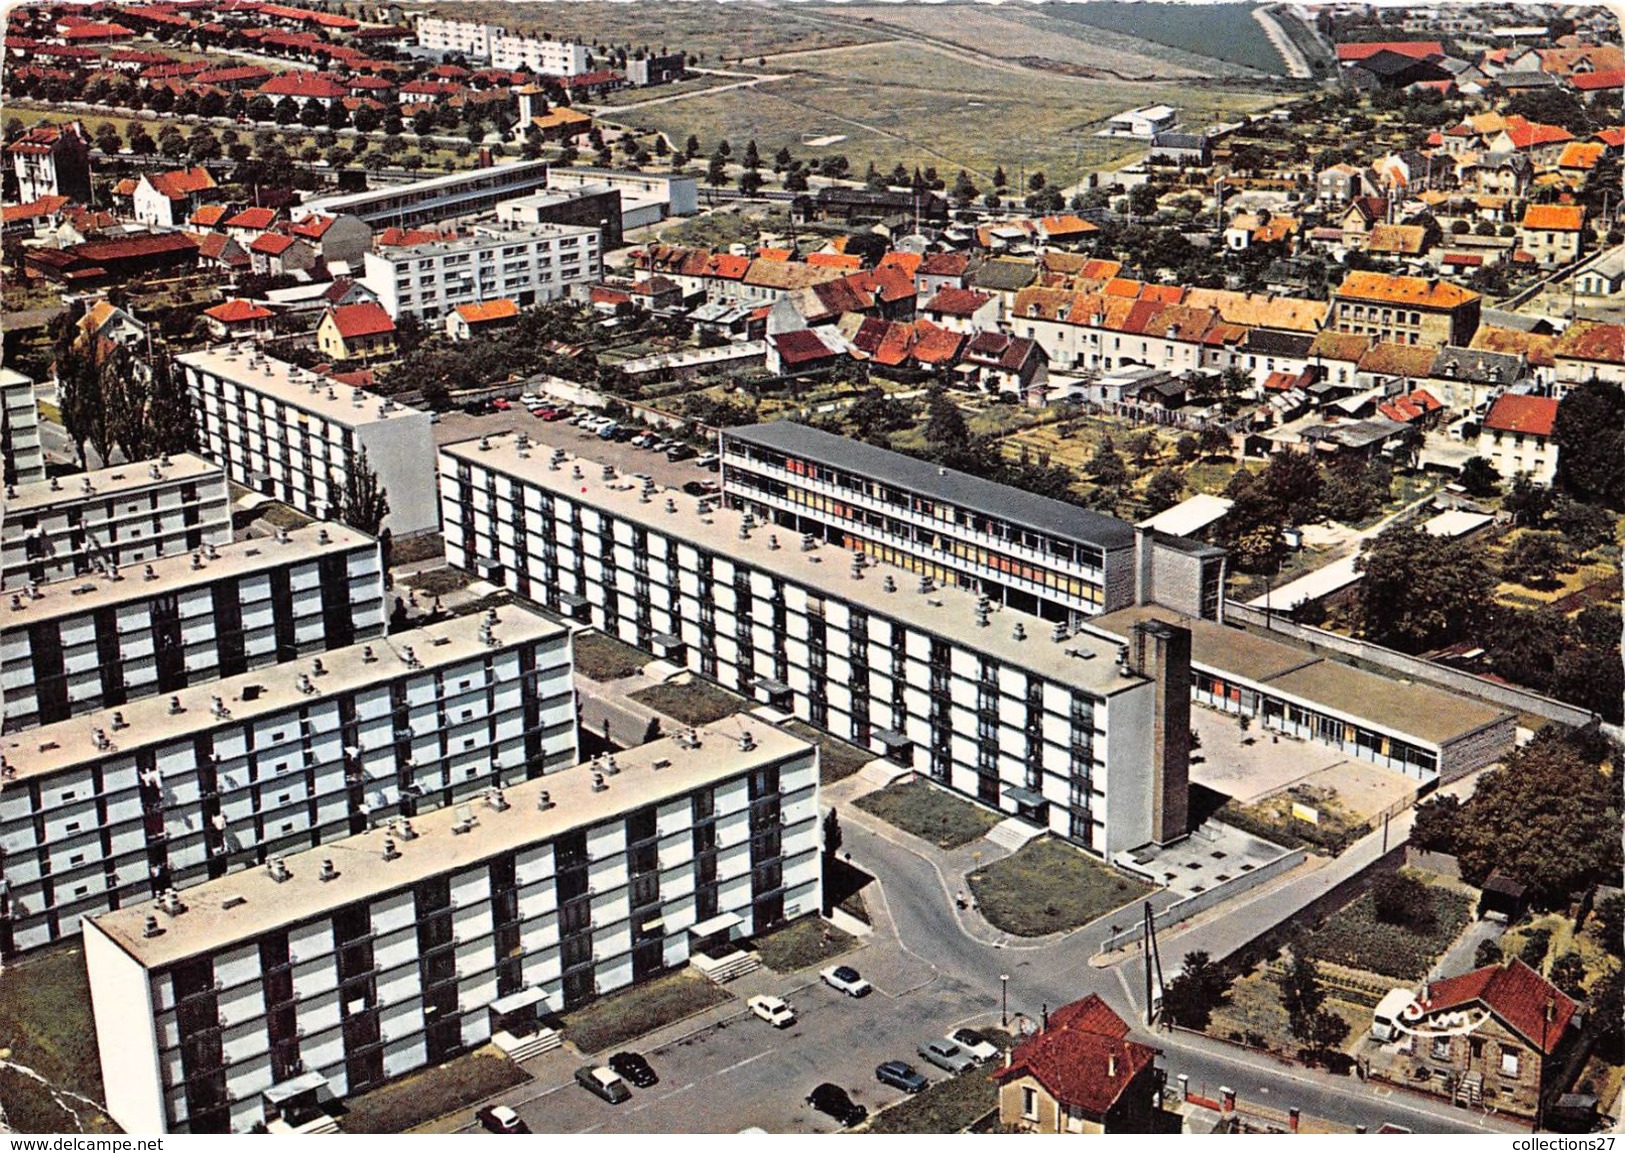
[772,329,838,367]
[257,71,346,100]
[205,298,273,323]
[1336,40,1444,62]
[1482,393,1558,437]
[995,995,1157,1117]
[925,288,993,317]
[326,301,395,339]
[454,299,520,324]
[224,206,279,230]
[1553,321,1625,364]
[1423,961,1576,1054]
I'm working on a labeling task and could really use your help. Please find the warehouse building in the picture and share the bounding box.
[0,606,575,955]
[1,523,384,733]
[2,454,231,590]
[83,723,817,1133]
[441,432,1193,855]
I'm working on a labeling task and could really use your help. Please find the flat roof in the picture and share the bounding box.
[176,345,429,431]
[724,422,1138,551]
[88,722,811,969]
[1085,606,1511,747]
[442,433,1146,699]
[1137,493,1234,538]
[366,223,598,262]
[296,160,550,217]
[0,605,566,782]
[5,453,223,517]
[1,522,370,620]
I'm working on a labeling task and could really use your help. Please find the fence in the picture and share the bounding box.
[1221,603,1597,731]
[1097,845,1308,955]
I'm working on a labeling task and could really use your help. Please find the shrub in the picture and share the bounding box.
[1520,927,1553,969]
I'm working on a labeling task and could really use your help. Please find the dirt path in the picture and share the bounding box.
[1252,4,1313,80]
[592,70,787,112]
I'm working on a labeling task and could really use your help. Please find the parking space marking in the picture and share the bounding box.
[626,1081,695,1115]
[706,1049,776,1080]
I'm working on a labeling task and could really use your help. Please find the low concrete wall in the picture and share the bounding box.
[1098,846,1309,955]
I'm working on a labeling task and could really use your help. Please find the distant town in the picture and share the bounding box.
[0,0,1620,1140]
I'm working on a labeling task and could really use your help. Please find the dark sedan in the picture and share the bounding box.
[875,1060,928,1094]
[608,1051,659,1088]
[807,1083,868,1127]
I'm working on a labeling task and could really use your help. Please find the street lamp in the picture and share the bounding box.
[1000,973,1010,1028]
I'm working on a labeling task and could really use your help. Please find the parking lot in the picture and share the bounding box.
[432,405,721,494]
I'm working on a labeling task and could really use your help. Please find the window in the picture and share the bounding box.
[1430,1036,1452,1060]
[1022,1086,1039,1121]
[1500,1049,1520,1078]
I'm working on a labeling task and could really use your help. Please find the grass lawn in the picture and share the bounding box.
[1206,957,1369,1060]
[559,969,734,1056]
[854,777,1002,849]
[259,502,316,530]
[402,567,472,596]
[391,531,448,565]
[969,837,1152,938]
[750,915,858,974]
[627,676,749,726]
[340,1048,529,1133]
[572,629,651,681]
[1216,784,1368,856]
[0,945,116,1133]
[784,720,874,784]
[1304,878,1473,980]
[864,1063,1000,1134]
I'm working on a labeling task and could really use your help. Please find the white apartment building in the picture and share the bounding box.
[0,606,576,957]
[413,15,503,59]
[2,455,231,590]
[412,16,590,74]
[546,167,700,219]
[1,523,384,734]
[176,346,439,536]
[361,225,602,322]
[2,369,46,486]
[441,433,1194,856]
[84,722,815,1134]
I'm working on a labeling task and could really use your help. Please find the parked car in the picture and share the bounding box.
[611,426,635,442]
[748,994,796,1028]
[574,1065,632,1104]
[874,1060,928,1093]
[917,1039,977,1074]
[520,394,542,408]
[681,480,721,498]
[539,408,569,421]
[608,1051,658,1088]
[475,1105,528,1133]
[631,433,657,449]
[462,398,494,415]
[597,422,620,440]
[666,444,696,462]
[820,964,873,998]
[806,1083,868,1127]
[693,453,720,470]
[947,1028,1000,1062]
[491,397,512,411]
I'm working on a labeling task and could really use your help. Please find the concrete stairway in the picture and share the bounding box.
[492,1027,563,1062]
[985,816,1045,852]
[691,949,762,985]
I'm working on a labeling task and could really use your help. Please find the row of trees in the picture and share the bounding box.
[50,316,197,469]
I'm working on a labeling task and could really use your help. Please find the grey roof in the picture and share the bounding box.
[1152,132,1209,152]
[1481,307,1552,333]
[1497,70,1560,87]
[1243,329,1316,357]
[1429,345,1525,384]
[724,421,1138,550]
[969,258,1037,293]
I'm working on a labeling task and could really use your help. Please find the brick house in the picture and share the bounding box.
[995,995,1162,1134]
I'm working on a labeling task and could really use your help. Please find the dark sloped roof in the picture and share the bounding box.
[725,422,1137,550]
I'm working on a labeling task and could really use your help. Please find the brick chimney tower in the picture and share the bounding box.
[1129,619,1192,845]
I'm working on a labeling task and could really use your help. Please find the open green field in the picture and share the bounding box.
[602,40,1280,184]
[1048,2,1287,75]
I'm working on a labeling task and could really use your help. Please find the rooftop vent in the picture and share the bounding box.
[318,859,338,882]
[738,731,756,752]
[381,837,401,861]
[142,915,164,939]
[537,790,555,811]
[486,788,509,812]
[267,858,291,883]
[451,804,477,834]
[591,772,608,793]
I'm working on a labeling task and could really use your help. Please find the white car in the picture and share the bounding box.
[820,964,873,998]
[947,1027,1000,1062]
[748,994,797,1028]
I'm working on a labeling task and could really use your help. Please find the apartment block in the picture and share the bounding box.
[83,723,816,1133]
[2,368,46,486]
[2,455,231,590]
[176,346,439,536]
[0,606,576,956]
[721,422,1224,623]
[361,225,602,322]
[294,162,552,231]
[441,432,1193,857]
[1,524,384,734]
[412,15,502,59]
[490,34,591,75]
[1330,271,1482,347]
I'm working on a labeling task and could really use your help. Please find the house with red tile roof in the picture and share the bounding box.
[445,298,521,341]
[1519,203,1587,266]
[203,298,275,340]
[766,327,842,375]
[223,205,282,243]
[1370,961,1577,1119]
[189,230,252,273]
[1489,117,1576,164]
[255,70,347,108]
[994,995,1160,1134]
[1336,41,1444,64]
[921,288,999,334]
[133,166,218,228]
[1482,393,1560,482]
[317,301,397,362]
[7,119,91,203]
[247,230,317,276]
[26,231,199,285]
[958,331,1050,404]
[1376,388,1443,426]
[1552,320,1625,387]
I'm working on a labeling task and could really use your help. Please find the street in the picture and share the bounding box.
[449,794,1527,1135]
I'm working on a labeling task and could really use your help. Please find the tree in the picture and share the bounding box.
[275,97,300,125]
[1448,727,1623,906]
[1551,495,1615,553]
[332,447,391,536]
[822,808,842,859]
[1458,455,1501,497]
[1503,530,1575,589]
[923,388,969,449]
[93,122,122,156]
[951,168,977,208]
[742,138,760,170]
[706,151,727,187]
[1259,450,1321,523]
[1161,951,1229,1030]
[684,133,701,158]
[100,343,154,464]
[1174,434,1199,464]
[247,94,274,122]
[864,161,886,190]
[1371,871,1434,932]
[299,99,326,129]
[1554,381,1625,509]
[736,168,763,196]
[992,165,1007,188]
[146,352,198,457]
[1409,794,1459,853]
[1503,471,1553,527]
[1474,939,1503,968]
[1143,468,1185,514]
[784,167,808,192]
[1593,893,1625,960]
[1549,953,1587,999]
[1028,170,1046,191]
[1277,948,1325,1025]
[1355,525,1494,652]
[159,130,188,161]
[1088,438,1128,488]
[1197,425,1232,459]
